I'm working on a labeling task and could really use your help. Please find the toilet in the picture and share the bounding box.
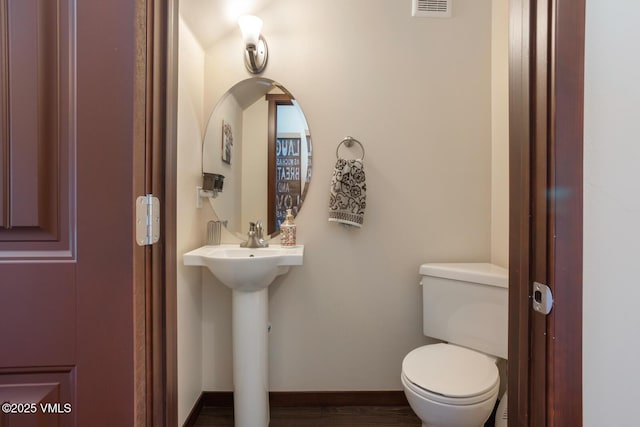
[401,263,508,427]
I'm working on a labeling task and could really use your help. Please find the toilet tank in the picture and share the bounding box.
[420,263,508,359]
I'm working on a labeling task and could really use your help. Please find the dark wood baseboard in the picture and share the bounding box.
[182,392,205,427]
[269,391,409,407]
[183,390,409,426]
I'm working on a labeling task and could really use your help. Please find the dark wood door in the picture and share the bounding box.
[0,0,146,425]
[509,0,584,425]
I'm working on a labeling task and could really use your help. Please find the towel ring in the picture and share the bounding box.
[336,136,365,160]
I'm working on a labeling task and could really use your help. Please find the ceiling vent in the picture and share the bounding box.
[412,0,452,18]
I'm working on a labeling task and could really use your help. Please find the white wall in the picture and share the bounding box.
[583,2,640,426]
[196,0,493,392]
[176,18,205,425]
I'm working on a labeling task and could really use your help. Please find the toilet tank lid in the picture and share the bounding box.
[419,263,508,288]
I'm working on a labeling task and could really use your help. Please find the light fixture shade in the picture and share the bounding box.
[238,15,263,47]
[238,15,268,74]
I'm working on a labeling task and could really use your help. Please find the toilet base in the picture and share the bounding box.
[418,419,485,427]
[494,392,507,427]
[419,420,486,427]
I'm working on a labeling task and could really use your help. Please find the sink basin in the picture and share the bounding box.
[183,244,304,292]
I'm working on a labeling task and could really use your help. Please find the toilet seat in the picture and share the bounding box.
[402,371,499,406]
[402,344,499,405]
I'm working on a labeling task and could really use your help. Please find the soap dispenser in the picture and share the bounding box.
[280,209,297,247]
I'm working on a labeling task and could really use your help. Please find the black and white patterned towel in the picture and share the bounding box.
[328,158,366,227]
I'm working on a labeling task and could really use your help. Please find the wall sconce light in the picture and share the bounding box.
[238,15,268,74]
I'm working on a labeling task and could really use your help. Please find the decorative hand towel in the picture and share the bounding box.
[328,158,366,227]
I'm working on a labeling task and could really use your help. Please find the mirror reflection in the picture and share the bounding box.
[203,78,312,239]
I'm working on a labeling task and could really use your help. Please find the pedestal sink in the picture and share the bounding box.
[183,244,304,427]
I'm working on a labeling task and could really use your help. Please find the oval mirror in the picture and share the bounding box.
[203,77,312,240]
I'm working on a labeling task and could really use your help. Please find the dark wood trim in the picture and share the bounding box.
[133,0,148,425]
[201,391,234,407]
[183,391,410,425]
[149,0,169,422]
[163,0,180,426]
[546,0,584,425]
[0,0,8,229]
[144,0,178,425]
[133,0,175,425]
[204,390,408,407]
[182,393,205,427]
[265,94,294,102]
[531,0,551,425]
[269,391,409,407]
[508,0,533,424]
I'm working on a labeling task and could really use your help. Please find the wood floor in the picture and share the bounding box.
[193,404,500,427]
[193,406,422,426]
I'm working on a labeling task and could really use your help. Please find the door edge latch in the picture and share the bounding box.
[532,281,553,315]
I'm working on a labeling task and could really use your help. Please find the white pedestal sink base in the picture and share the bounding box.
[232,288,269,427]
[183,244,304,426]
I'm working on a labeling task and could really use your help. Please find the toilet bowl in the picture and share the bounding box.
[403,263,508,427]
[402,344,499,427]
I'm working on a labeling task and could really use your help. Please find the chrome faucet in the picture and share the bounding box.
[240,221,269,248]
[255,220,269,247]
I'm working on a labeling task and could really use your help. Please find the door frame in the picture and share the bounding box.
[143,0,178,425]
[161,0,179,423]
[265,93,294,235]
[508,0,584,425]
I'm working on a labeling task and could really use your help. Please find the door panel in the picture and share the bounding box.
[0,0,71,250]
[4,0,59,232]
[0,265,75,368]
[0,4,77,425]
[0,369,74,427]
[0,0,144,425]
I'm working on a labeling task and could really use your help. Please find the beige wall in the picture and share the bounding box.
[197,0,493,392]
[176,18,205,425]
[241,99,269,227]
[583,2,640,425]
[491,0,509,268]
[203,92,243,231]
